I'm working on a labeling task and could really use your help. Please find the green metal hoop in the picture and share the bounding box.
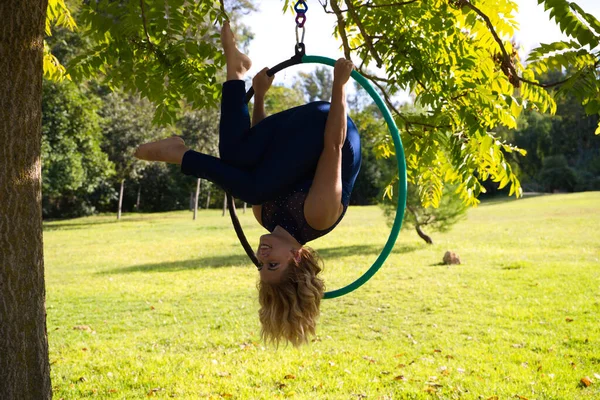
[231,52,407,299]
[301,55,407,299]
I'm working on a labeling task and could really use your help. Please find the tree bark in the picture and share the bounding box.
[205,187,211,209]
[222,193,227,216]
[193,178,201,220]
[415,224,433,245]
[117,178,125,220]
[135,183,141,210]
[407,205,433,244]
[0,0,52,398]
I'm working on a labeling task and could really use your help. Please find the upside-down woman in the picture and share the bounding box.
[134,22,361,346]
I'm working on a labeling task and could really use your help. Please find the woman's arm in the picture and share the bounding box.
[251,67,273,127]
[252,205,263,226]
[304,59,354,230]
[252,95,267,127]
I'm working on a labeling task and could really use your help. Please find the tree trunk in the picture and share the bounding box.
[407,205,433,244]
[206,187,211,209]
[415,224,433,245]
[193,178,201,220]
[243,202,246,214]
[117,178,125,220]
[0,0,52,398]
[135,183,141,210]
[222,193,227,216]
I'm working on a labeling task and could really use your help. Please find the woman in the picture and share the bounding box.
[135,22,361,346]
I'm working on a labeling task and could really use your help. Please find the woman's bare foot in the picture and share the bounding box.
[221,21,252,80]
[134,136,189,165]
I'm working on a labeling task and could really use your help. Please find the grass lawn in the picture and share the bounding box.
[44,192,600,399]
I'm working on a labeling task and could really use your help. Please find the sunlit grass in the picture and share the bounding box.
[45,192,600,399]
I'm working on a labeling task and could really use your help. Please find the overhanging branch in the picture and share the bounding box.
[343,0,384,68]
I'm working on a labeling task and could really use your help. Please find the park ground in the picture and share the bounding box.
[44,192,600,399]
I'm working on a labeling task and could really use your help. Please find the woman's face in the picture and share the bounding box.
[256,233,297,284]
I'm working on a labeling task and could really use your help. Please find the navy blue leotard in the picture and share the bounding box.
[181,80,361,244]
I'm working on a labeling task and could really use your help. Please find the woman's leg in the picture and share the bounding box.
[182,103,332,204]
[217,22,277,168]
[136,103,337,205]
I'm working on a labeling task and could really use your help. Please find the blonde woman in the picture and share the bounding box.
[135,22,361,346]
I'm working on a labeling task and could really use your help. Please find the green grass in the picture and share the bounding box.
[44,192,600,399]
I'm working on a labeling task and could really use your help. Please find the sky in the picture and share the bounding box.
[241,0,600,98]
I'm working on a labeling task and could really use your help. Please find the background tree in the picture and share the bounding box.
[296,66,334,102]
[0,1,52,398]
[384,183,468,244]
[41,78,114,217]
[177,106,220,217]
[98,91,177,219]
[494,68,600,193]
[288,0,600,208]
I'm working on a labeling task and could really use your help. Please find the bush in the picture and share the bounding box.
[537,155,578,192]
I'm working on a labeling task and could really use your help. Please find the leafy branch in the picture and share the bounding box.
[458,0,599,89]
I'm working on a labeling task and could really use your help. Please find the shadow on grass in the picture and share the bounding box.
[101,244,421,275]
[43,217,148,232]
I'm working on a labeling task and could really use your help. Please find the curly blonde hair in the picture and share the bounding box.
[257,247,325,347]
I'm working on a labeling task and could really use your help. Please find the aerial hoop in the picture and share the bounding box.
[227,50,408,299]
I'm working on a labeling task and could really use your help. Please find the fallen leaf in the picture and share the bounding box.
[423,386,437,393]
[220,394,233,398]
[284,374,295,380]
[362,356,376,363]
[277,383,287,389]
[446,354,454,359]
[147,387,164,397]
[433,349,442,353]
[515,395,529,400]
[150,306,155,310]
[487,397,499,400]
[81,348,88,352]
[565,317,573,322]
[580,377,592,387]
[78,377,87,383]
[217,371,230,377]
[73,325,92,332]
[394,375,407,381]
[381,371,390,375]
[397,363,406,368]
[108,389,117,393]
[571,362,577,369]
[328,361,335,367]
